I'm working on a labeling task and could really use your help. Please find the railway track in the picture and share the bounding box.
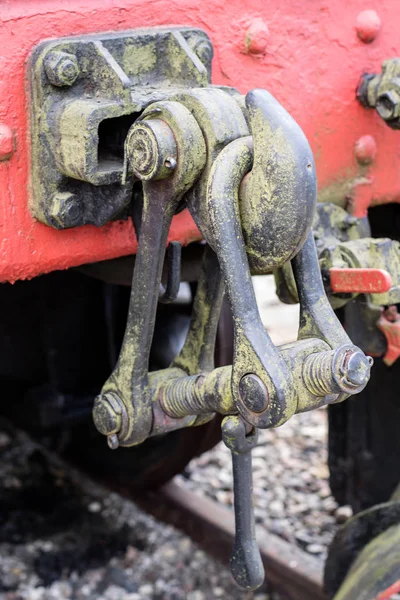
[0,423,328,599]
[135,481,327,600]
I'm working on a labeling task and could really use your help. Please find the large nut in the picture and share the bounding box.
[44,51,80,87]
[126,118,177,181]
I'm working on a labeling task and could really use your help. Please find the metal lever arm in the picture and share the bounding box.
[222,416,264,591]
[206,136,295,428]
[93,101,206,447]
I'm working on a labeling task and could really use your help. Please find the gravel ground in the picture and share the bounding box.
[177,276,352,561]
[0,422,275,600]
[176,407,346,561]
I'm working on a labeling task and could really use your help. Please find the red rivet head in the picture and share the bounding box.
[356,10,381,43]
[0,124,13,161]
[354,135,377,165]
[244,19,269,55]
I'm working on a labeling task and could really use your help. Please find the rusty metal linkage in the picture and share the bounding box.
[91,83,373,589]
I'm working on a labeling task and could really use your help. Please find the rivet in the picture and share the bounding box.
[356,10,381,43]
[244,19,269,55]
[0,124,14,161]
[354,135,377,165]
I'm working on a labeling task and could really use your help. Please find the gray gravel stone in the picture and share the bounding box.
[0,423,272,600]
[177,407,339,561]
[334,505,353,524]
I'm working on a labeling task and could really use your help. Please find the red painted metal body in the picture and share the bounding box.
[1,0,400,282]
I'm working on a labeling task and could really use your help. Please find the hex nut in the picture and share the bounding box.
[188,35,214,66]
[44,51,80,87]
[48,192,83,228]
[376,90,400,121]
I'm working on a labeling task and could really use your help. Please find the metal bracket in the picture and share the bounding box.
[29,27,212,228]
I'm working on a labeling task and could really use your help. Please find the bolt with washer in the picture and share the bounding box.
[44,51,80,87]
[92,393,127,450]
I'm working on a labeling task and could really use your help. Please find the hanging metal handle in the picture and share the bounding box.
[222,415,264,591]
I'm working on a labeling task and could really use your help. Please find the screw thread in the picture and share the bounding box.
[303,350,338,397]
[160,375,211,418]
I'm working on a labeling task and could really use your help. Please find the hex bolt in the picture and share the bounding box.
[44,51,80,87]
[238,374,269,413]
[188,35,214,65]
[376,90,400,121]
[48,192,83,228]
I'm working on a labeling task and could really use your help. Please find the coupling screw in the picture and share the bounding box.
[160,375,208,418]
[159,368,234,419]
[303,344,373,398]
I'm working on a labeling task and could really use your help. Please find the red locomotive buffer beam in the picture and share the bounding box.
[329,267,392,294]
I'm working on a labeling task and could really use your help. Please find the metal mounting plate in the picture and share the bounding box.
[29,27,212,229]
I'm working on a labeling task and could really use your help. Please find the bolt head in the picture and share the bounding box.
[239,374,269,413]
[344,351,373,387]
[193,39,213,65]
[187,34,213,66]
[376,90,400,121]
[44,51,80,87]
[49,192,82,228]
[93,395,122,436]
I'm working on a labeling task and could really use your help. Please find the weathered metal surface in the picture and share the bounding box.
[93,83,373,450]
[93,99,206,447]
[2,1,400,281]
[29,28,211,229]
[221,416,264,591]
[325,497,400,600]
[357,58,400,129]
[333,525,400,600]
